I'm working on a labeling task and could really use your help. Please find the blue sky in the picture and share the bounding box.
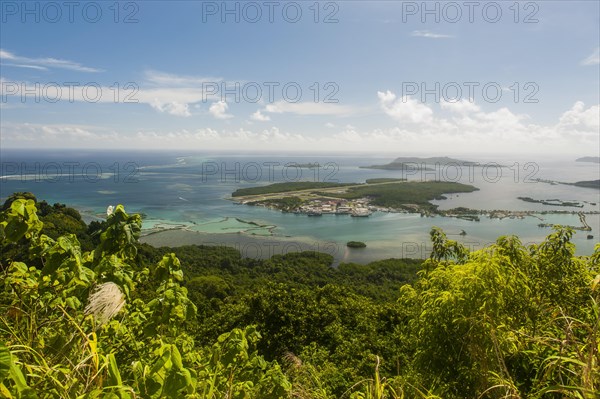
[1,0,598,155]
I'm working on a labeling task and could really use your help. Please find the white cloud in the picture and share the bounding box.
[138,71,225,116]
[0,67,364,120]
[150,100,191,117]
[556,101,600,139]
[0,122,117,146]
[209,101,233,119]
[3,64,48,71]
[325,122,336,128]
[0,76,220,118]
[440,99,481,114]
[375,90,599,154]
[377,90,434,124]
[0,49,102,72]
[3,96,598,155]
[250,110,270,121]
[264,101,358,116]
[410,30,454,39]
[581,47,600,66]
[144,70,222,86]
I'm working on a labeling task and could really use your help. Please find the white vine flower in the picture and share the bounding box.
[106,205,114,216]
[84,282,125,325]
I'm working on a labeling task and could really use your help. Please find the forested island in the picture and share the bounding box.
[232,180,479,215]
[346,241,367,248]
[518,196,584,207]
[288,162,321,168]
[534,178,600,190]
[571,179,600,189]
[0,192,598,398]
[232,182,355,197]
[361,156,480,170]
[576,156,600,163]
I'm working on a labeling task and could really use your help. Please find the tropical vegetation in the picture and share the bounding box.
[0,193,598,398]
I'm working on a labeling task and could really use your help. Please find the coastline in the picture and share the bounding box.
[139,229,351,263]
[138,211,599,265]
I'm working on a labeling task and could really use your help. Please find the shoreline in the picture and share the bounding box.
[139,229,353,264]
[138,211,599,265]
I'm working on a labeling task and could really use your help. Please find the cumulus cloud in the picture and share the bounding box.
[2,84,597,155]
[150,100,191,117]
[376,90,599,153]
[250,110,270,121]
[0,69,228,117]
[264,101,358,116]
[556,101,600,140]
[377,90,434,124]
[144,70,222,86]
[440,99,481,114]
[209,101,233,119]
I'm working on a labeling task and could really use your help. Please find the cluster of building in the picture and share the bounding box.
[295,199,375,217]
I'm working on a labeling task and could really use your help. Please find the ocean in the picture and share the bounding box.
[1,149,598,263]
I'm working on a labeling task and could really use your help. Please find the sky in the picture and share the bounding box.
[0,0,599,155]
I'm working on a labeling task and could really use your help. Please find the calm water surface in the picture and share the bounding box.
[2,150,598,262]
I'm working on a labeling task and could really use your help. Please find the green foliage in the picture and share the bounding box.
[0,199,290,398]
[347,241,367,248]
[0,193,96,268]
[321,181,478,211]
[199,283,408,396]
[232,182,355,197]
[138,244,420,304]
[364,178,406,184]
[1,193,598,399]
[399,226,600,398]
[0,198,43,243]
[249,196,305,211]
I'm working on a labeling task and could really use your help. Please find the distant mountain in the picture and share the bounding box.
[361,156,479,170]
[576,157,600,164]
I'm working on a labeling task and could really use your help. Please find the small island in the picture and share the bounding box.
[288,162,321,168]
[571,180,600,189]
[347,241,367,248]
[576,156,600,164]
[533,178,600,190]
[361,156,481,171]
[517,197,584,208]
[364,178,406,184]
[232,182,354,197]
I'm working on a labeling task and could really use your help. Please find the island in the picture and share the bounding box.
[347,241,367,248]
[232,182,354,197]
[533,178,600,190]
[361,156,481,171]
[571,180,600,189]
[287,162,321,168]
[231,180,600,227]
[517,197,584,207]
[575,156,600,164]
[364,178,406,184]
[231,180,479,216]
